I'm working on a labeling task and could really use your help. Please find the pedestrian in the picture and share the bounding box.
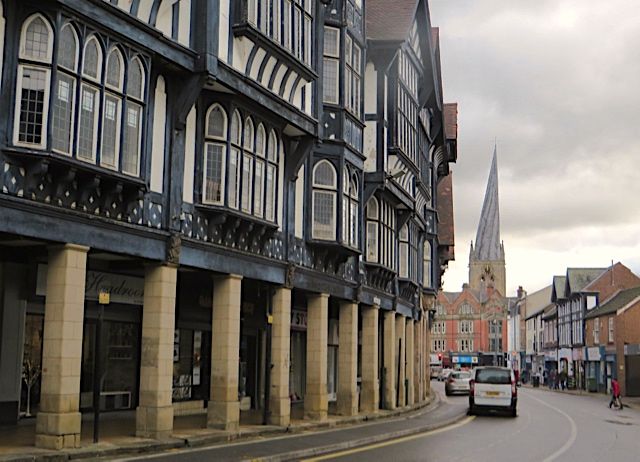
[543,369,548,386]
[609,378,622,409]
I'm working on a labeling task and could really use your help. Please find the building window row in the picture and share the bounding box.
[248,0,314,65]
[431,321,445,335]
[459,320,473,334]
[15,14,146,177]
[459,302,473,315]
[203,104,280,223]
[459,339,473,352]
[433,339,446,352]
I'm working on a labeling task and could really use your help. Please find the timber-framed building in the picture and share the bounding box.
[0,0,456,449]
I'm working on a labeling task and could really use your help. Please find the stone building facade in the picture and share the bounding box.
[0,0,457,451]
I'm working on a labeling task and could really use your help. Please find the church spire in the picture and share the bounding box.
[472,145,503,261]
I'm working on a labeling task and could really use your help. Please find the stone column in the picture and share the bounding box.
[269,287,291,426]
[337,301,358,416]
[424,317,430,400]
[136,264,177,439]
[395,315,406,407]
[415,318,422,402]
[382,310,396,410]
[208,274,242,431]
[406,318,415,406]
[305,293,328,420]
[360,305,378,413]
[36,244,89,449]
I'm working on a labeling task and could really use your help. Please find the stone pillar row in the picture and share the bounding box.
[34,249,425,447]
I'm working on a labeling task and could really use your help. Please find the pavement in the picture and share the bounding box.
[0,389,470,462]
[520,383,640,409]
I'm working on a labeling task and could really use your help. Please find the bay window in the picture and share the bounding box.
[342,167,358,248]
[14,16,148,178]
[365,197,379,262]
[51,24,78,155]
[14,14,53,149]
[345,35,361,117]
[323,26,339,104]
[312,160,337,240]
[203,104,227,204]
[365,197,395,270]
[201,104,280,223]
[250,0,314,65]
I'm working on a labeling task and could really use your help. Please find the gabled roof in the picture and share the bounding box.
[366,0,419,42]
[524,285,553,318]
[585,286,640,319]
[542,304,557,320]
[551,276,567,301]
[566,268,607,295]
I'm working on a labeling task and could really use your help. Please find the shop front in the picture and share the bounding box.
[585,346,602,392]
[290,307,307,403]
[34,264,144,414]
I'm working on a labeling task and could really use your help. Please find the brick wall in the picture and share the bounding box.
[616,300,640,396]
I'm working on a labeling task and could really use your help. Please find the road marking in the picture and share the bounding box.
[301,416,475,461]
[525,391,578,462]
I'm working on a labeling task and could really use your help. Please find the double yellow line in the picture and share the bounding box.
[301,416,475,461]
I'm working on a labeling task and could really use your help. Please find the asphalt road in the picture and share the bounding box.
[305,381,640,462]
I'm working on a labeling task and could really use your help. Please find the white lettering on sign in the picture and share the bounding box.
[37,264,144,305]
[291,309,308,330]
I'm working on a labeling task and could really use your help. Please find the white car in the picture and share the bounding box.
[445,371,472,395]
[438,368,453,382]
[468,366,517,417]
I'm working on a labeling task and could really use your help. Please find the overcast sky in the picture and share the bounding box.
[430,0,640,296]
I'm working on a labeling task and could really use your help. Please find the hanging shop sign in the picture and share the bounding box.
[37,264,144,305]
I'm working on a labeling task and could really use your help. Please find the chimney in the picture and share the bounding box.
[517,286,524,299]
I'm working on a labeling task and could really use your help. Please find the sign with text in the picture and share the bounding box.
[291,309,308,330]
[37,264,144,305]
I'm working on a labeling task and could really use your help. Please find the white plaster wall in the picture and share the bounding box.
[364,63,376,114]
[156,0,174,36]
[249,48,267,79]
[277,140,285,230]
[178,0,191,47]
[260,56,278,87]
[150,76,167,193]
[138,0,154,24]
[183,106,196,203]
[294,165,305,238]
[282,70,298,102]
[219,1,231,63]
[232,38,252,73]
[363,121,376,172]
[304,82,312,115]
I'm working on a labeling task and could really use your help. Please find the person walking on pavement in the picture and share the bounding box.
[609,378,622,409]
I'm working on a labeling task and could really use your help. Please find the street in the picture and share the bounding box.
[307,382,640,462]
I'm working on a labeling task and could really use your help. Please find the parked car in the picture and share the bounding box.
[430,366,443,379]
[438,368,453,381]
[445,371,472,396]
[468,366,517,417]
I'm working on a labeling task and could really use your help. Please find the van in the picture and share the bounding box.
[468,366,517,417]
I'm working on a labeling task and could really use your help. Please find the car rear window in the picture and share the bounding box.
[452,372,471,379]
[475,369,511,384]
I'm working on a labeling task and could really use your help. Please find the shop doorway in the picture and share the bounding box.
[80,316,140,412]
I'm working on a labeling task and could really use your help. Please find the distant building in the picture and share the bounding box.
[432,148,509,367]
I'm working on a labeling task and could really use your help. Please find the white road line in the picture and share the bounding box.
[525,391,578,462]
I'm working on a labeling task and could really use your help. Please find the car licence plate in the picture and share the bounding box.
[485,391,500,396]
